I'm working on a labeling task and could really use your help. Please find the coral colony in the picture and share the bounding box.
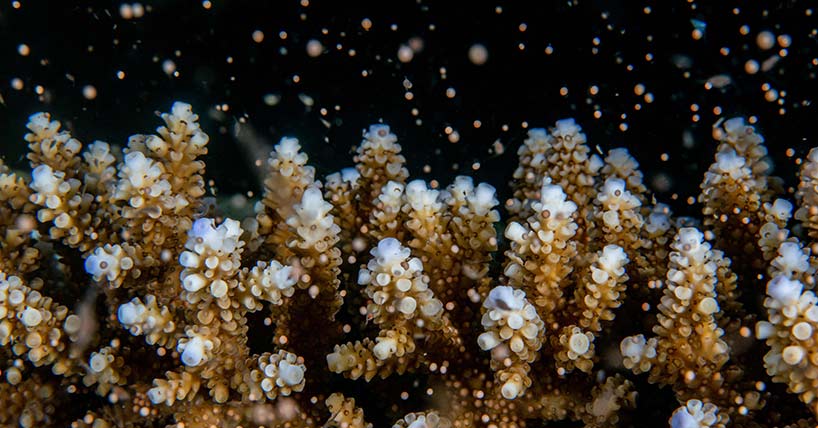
[2,101,818,428]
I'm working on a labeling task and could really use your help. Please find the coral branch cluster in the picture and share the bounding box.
[1,103,817,428]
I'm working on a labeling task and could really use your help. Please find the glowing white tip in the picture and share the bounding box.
[485,286,525,311]
[180,336,208,367]
[278,359,305,386]
[767,275,803,306]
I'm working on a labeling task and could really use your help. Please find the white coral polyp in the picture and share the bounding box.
[364,124,398,149]
[277,359,305,386]
[501,379,522,400]
[85,244,133,283]
[26,112,61,137]
[477,331,501,351]
[170,101,196,125]
[770,198,793,222]
[598,178,641,212]
[535,182,577,219]
[373,336,398,360]
[178,335,212,367]
[471,182,498,215]
[340,167,360,184]
[287,187,338,246]
[484,286,525,312]
[122,151,163,190]
[370,238,412,270]
[117,301,142,327]
[273,137,309,174]
[772,242,810,276]
[598,245,628,273]
[712,149,748,180]
[268,262,296,290]
[620,334,657,364]
[646,211,672,235]
[293,187,332,224]
[188,217,243,255]
[673,227,709,265]
[767,275,803,306]
[405,179,441,212]
[669,399,720,428]
[552,118,584,142]
[504,222,528,243]
[30,164,62,195]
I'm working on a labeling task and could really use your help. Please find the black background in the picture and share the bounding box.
[1,0,816,213]
[1,0,817,425]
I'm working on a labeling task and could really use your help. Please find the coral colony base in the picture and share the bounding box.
[2,101,818,428]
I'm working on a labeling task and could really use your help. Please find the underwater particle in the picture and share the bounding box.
[448,130,460,143]
[82,85,97,100]
[682,129,696,149]
[201,0,212,9]
[252,30,265,43]
[671,54,692,69]
[706,74,732,89]
[757,30,775,50]
[445,87,456,98]
[651,172,672,192]
[745,59,759,74]
[361,18,372,31]
[162,59,176,76]
[306,39,323,57]
[777,34,792,48]
[492,140,505,155]
[468,43,488,65]
[17,44,30,56]
[398,44,414,63]
[263,93,281,106]
[761,55,780,72]
[10,78,23,90]
[119,3,133,19]
[119,3,144,19]
[132,3,145,17]
[298,93,314,107]
[691,19,705,40]
[764,88,778,102]
[634,84,645,96]
[408,36,424,53]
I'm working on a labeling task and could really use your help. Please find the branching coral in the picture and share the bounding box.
[1,102,818,428]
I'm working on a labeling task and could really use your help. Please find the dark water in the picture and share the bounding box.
[1,0,817,426]
[2,1,816,210]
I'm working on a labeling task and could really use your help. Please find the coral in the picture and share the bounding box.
[2,102,818,428]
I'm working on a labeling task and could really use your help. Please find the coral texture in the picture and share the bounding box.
[1,102,817,427]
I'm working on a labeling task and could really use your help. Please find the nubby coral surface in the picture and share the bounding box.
[1,102,818,428]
